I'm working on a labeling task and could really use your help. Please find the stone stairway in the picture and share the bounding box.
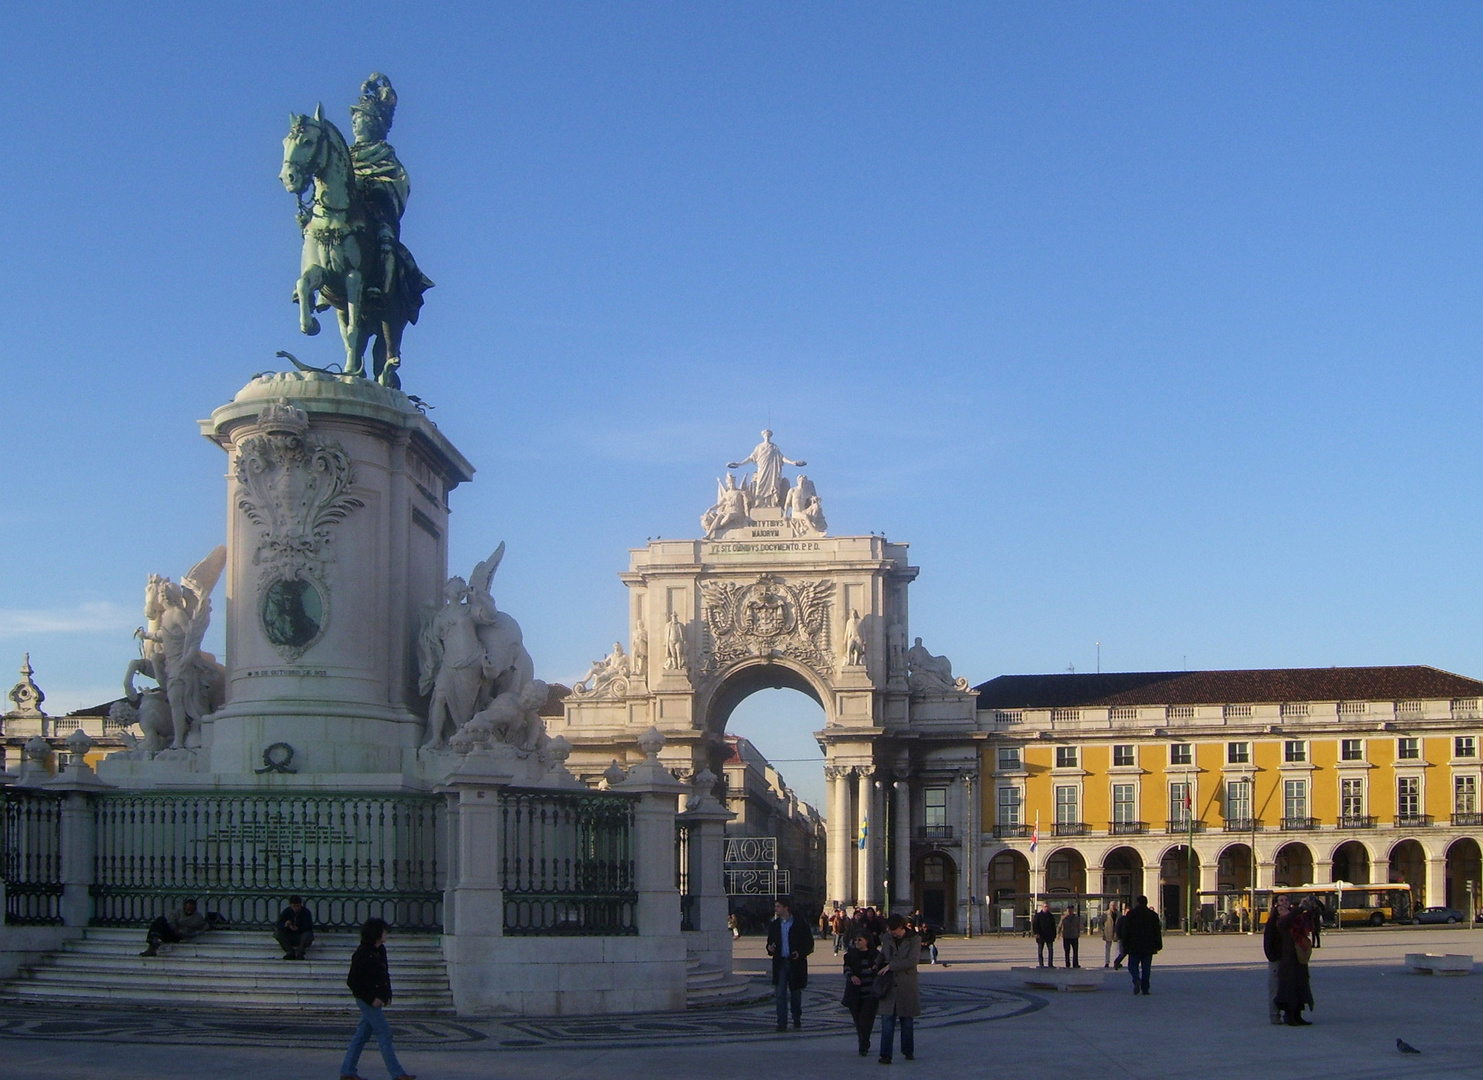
[685,955,764,1007]
[0,928,455,1013]
[1,928,761,1014]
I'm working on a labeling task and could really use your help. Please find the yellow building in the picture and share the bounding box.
[977,666,1483,926]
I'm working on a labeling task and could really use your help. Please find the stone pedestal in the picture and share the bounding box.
[678,775,737,976]
[198,372,473,777]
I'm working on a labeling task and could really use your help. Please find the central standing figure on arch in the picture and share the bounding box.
[729,430,805,508]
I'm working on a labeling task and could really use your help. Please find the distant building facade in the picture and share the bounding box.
[978,666,1483,927]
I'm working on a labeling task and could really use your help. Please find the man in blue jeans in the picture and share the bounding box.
[765,896,814,1031]
[1118,894,1164,995]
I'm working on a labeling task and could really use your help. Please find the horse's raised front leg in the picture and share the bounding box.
[296,267,322,337]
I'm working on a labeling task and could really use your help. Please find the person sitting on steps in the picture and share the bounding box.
[140,898,208,957]
[274,895,316,960]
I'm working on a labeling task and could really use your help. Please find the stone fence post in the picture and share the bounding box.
[676,767,735,975]
[44,729,113,928]
[616,727,689,938]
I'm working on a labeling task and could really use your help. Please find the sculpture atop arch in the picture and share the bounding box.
[701,431,827,539]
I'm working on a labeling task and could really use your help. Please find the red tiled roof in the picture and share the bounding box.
[973,666,1483,710]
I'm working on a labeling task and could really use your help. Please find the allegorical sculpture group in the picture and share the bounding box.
[280,73,433,389]
[701,430,827,539]
[416,544,551,756]
[111,547,228,754]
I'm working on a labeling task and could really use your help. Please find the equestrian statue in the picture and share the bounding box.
[280,73,433,388]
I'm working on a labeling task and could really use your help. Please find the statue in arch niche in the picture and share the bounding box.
[418,543,544,751]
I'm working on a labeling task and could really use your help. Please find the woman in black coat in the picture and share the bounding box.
[1274,909,1315,1026]
[339,918,415,1080]
[841,932,881,1056]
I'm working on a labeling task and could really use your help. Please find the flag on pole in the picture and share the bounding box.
[858,812,868,851]
[1184,785,1193,813]
[1029,818,1039,855]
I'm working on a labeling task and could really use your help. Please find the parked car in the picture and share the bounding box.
[1414,906,1467,924]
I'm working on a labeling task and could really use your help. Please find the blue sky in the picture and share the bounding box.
[4,3,1483,809]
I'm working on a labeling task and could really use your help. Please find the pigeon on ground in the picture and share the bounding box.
[1397,1038,1421,1054]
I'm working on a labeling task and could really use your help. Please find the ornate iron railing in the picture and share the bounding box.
[90,791,443,931]
[2,790,65,925]
[676,822,694,931]
[501,789,637,936]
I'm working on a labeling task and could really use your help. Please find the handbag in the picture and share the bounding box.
[868,969,894,1000]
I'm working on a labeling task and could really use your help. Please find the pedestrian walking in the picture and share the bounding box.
[877,914,921,1064]
[832,909,847,954]
[841,931,881,1056]
[1059,903,1081,968]
[1101,901,1120,968]
[1032,901,1057,967]
[1274,905,1315,1026]
[1118,894,1163,995]
[766,896,814,1032]
[1262,896,1290,1024]
[1112,903,1129,969]
[339,917,415,1080]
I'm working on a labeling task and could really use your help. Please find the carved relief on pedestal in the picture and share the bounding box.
[233,401,363,659]
[699,573,833,676]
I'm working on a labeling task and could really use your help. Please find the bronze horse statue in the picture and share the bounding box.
[280,107,431,388]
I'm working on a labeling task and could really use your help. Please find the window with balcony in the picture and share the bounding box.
[1398,737,1420,761]
[924,787,947,828]
[1170,743,1193,766]
[1227,742,1250,765]
[1112,783,1136,824]
[1340,777,1364,820]
[1284,740,1307,764]
[1225,779,1252,825]
[1055,785,1079,824]
[1283,779,1309,827]
[1397,776,1421,818]
[1169,782,1191,827]
[1113,744,1135,767]
[1341,739,1364,762]
[997,786,1021,826]
[1455,737,1476,759]
[1455,775,1477,816]
[1055,746,1079,769]
[997,746,1022,771]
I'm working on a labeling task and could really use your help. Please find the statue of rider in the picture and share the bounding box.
[349,73,409,304]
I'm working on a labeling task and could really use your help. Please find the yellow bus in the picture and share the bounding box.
[1254,883,1413,927]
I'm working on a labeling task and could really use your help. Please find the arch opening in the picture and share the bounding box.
[1446,838,1481,912]
[915,851,958,929]
[1274,842,1314,888]
[1332,841,1371,886]
[708,674,828,930]
[1159,845,1201,930]
[1103,846,1143,906]
[1389,839,1427,905]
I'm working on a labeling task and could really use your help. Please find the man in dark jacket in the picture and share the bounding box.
[274,895,315,960]
[340,917,414,1080]
[1119,894,1163,995]
[766,896,815,1032]
[1263,896,1290,1024]
[1031,901,1058,967]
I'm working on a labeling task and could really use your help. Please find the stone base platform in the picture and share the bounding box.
[1010,965,1106,991]
[1405,952,1474,975]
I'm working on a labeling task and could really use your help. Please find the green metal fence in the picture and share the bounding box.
[2,790,65,925]
[90,791,444,931]
[501,788,637,936]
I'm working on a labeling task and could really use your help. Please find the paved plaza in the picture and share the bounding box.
[3,927,1482,1079]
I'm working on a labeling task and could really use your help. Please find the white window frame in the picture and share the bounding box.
[1054,784,1080,825]
[1284,740,1307,764]
[1111,783,1137,824]
[1227,742,1250,765]
[1340,738,1364,762]
[997,785,1022,826]
[1340,777,1364,819]
[1170,743,1193,766]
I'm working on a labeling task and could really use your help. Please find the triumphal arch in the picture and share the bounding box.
[552,432,981,914]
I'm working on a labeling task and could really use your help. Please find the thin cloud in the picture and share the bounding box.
[0,602,136,638]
